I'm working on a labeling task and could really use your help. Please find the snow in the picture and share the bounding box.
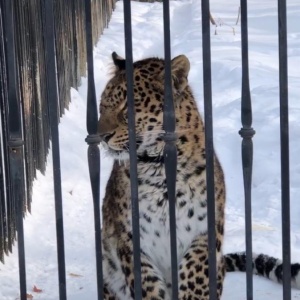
[0,0,299,299]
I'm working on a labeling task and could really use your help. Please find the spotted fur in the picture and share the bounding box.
[98,52,300,300]
[224,252,300,289]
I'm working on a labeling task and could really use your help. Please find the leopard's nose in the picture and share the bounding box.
[99,132,115,143]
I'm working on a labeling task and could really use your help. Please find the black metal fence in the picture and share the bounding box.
[88,0,292,299]
[0,0,293,300]
[0,0,115,298]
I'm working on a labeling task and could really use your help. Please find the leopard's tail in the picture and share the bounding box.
[224,252,300,289]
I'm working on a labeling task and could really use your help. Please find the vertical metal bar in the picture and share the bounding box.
[201,0,217,299]
[239,0,255,299]
[3,0,22,140]
[122,0,142,298]
[43,1,67,299]
[0,0,14,257]
[0,109,6,263]
[71,0,78,87]
[0,0,9,263]
[9,147,26,299]
[162,0,178,299]
[2,0,27,299]
[278,0,291,298]
[84,1,103,299]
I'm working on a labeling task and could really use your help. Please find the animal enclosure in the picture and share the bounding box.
[0,0,295,299]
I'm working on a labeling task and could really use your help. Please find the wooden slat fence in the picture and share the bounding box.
[0,0,115,263]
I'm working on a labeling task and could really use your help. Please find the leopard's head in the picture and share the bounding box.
[98,52,190,161]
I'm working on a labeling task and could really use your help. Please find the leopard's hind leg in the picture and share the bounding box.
[178,236,225,300]
[103,282,117,300]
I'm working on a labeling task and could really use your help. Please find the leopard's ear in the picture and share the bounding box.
[171,55,190,92]
[158,55,190,94]
[112,52,126,71]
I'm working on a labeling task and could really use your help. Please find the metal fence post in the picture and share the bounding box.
[0,0,9,264]
[239,1,255,299]
[278,0,291,298]
[43,0,67,298]
[201,0,218,298]
[2,0,27,299]
[84,1,104,299]
[122,1,143,298]
[162,0,179,298]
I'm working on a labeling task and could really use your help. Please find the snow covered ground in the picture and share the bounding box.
[0,0,299,299]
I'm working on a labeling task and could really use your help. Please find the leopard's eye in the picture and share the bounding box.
[122,102,128,120]
[122,109,128,122]
[117,104,128,123]
[122,102,128,112]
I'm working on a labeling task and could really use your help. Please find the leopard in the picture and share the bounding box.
[98,52,300,300]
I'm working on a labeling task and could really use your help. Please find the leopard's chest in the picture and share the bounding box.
[133,170,208,282]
